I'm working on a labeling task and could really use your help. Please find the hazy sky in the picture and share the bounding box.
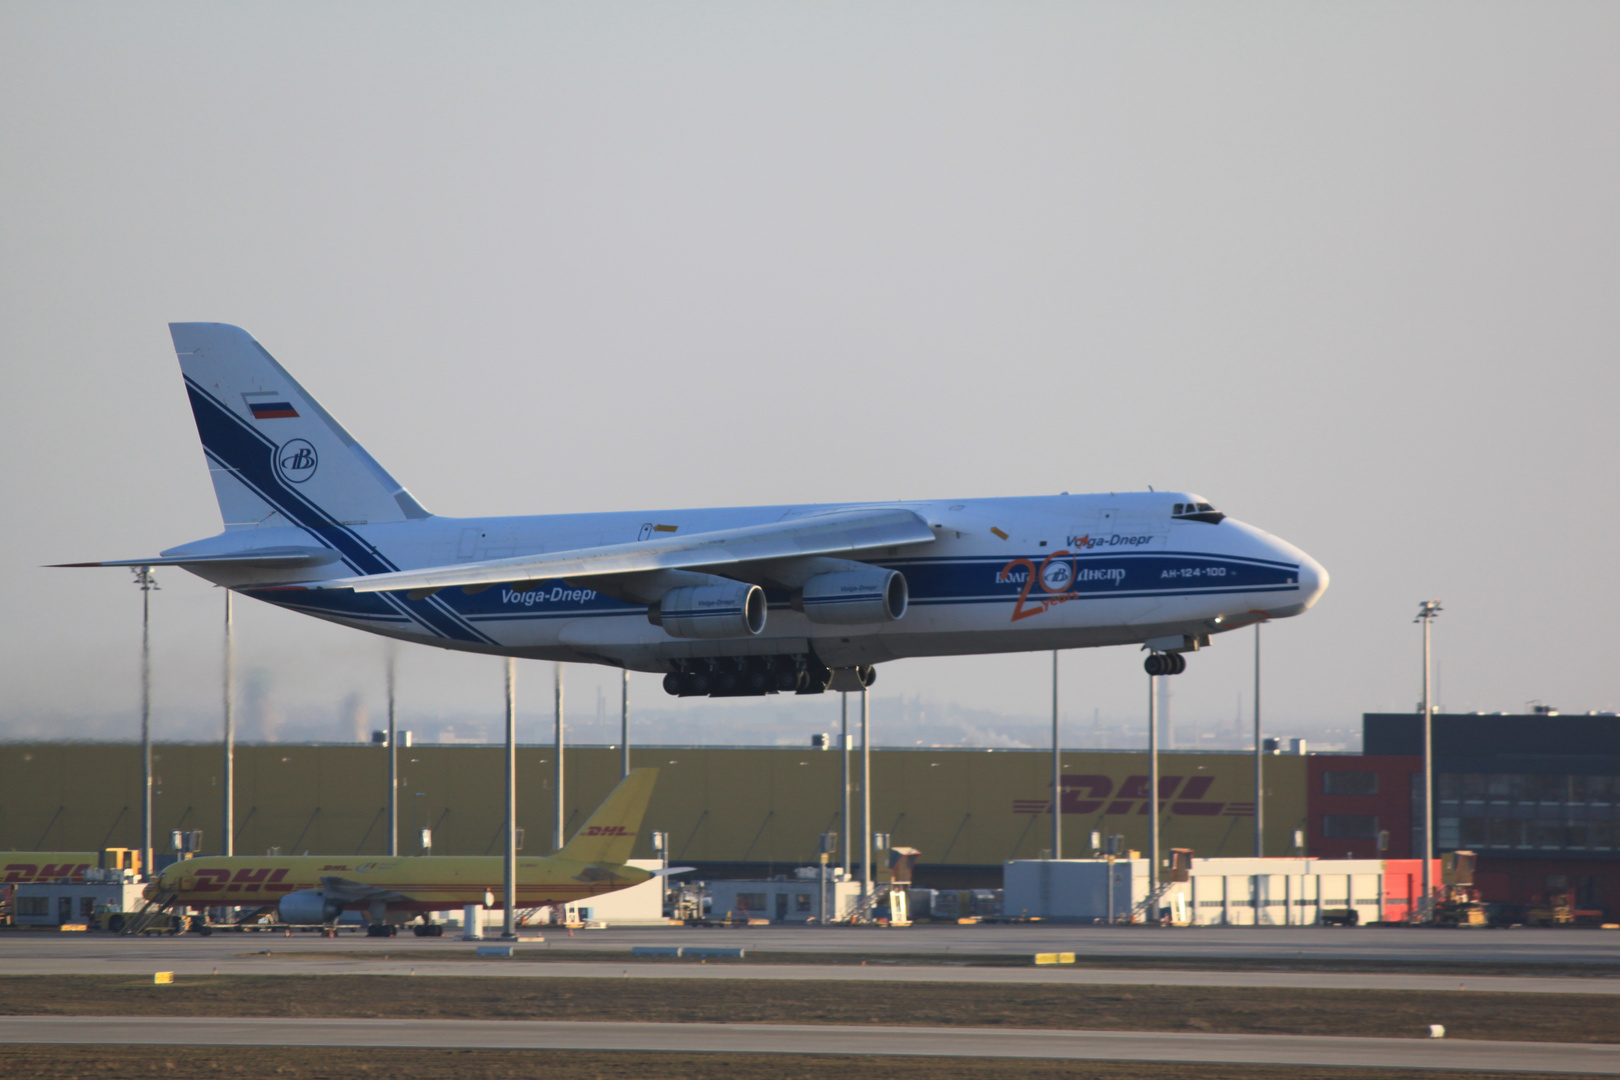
[3,3,1616,748]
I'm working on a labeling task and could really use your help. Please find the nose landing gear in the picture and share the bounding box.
[1144,651,1186,676]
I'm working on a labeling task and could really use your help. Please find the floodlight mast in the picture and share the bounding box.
[1254,623,1263,857]
[1415,599,1443,922]
[222,591,235,857]
[133,567,159,880]
[1051,651,1061,861]
[503,657,517,940]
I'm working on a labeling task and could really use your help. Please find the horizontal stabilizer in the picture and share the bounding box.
[51,547,338,570]
[306,507,935,594]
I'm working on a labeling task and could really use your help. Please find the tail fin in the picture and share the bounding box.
[170,323,430,530]
[556,768,659,865]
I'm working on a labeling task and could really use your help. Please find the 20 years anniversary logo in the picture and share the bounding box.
[997,537,1128,622]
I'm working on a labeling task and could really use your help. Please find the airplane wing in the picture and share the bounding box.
[305,507,935,595]
[318,875,411,904]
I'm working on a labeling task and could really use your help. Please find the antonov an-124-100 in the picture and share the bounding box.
[61,323,1328,693]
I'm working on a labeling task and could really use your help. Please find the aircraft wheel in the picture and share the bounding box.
[746,668,771,693]
[1170,652,1187,675]
[687,671,711,695]
[662,672,682,696]
[777,669,800,692]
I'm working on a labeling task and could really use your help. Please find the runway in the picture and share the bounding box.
[5,953,1618,996]
[4,1015,1616,1073]
[4,930,1619,995]
[541,924,1620,966]
[15,924,1620,966]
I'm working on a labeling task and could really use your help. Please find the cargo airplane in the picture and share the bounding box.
[61,324,1328,692]
[141,768,664,934]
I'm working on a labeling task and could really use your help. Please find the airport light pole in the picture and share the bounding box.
[553,663,565,851]
[841,693,851,878]
[1148,666,1160,917]
[386,652,398,857]
[222,590,235,857]
[1254,623,1263,857]
[861,688,871,904]
[1416,599,1442,923]
[1051,650,1061,860]
[503,657,517,939]
[620,668,630,780]
[133,566,158,879]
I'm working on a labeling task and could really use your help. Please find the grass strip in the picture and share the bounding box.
[0,1046,1611,1080]
[2,975,1616,1044]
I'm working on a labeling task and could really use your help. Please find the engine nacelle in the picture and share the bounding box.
[649,583,767,639]
[795,568,907,625]
[278,889,341,925]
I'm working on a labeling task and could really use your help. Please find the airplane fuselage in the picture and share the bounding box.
[170,491,1326,675]
[150,855,654,916]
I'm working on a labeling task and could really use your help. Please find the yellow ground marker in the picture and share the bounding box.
[153,972,173,985]
[1033,952,1075,965]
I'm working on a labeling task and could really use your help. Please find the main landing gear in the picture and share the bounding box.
[662,654,871,698]
[1144,651,1186,676]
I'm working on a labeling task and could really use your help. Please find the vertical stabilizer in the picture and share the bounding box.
[170,323,430,530]
[556,768,659,865]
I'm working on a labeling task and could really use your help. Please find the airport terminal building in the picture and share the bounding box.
[4,711,1615,919]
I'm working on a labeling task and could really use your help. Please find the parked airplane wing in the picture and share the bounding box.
[317,876,411,904]
[306,507,935,595]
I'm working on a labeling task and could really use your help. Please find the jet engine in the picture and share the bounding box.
[278,890,341,925]
[794,568,907,625]
[649,583,767,639]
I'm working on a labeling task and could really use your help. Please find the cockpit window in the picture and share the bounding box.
[1172,500,1225,524]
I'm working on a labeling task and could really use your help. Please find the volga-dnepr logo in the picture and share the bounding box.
[277,438,318,483]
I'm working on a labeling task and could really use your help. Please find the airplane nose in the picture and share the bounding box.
[1296,551,1329,610]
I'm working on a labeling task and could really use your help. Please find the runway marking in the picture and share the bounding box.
[3,1016,1617,1074]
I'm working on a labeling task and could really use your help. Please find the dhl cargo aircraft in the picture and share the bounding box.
[142,768,665,934]
[2,849,140,883]
[60,324,1327,692]
[2,854,95,884]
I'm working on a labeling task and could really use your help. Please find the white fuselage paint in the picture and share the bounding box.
[169,491,1327,675]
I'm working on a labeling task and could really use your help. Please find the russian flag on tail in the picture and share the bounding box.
[245,392,299,420]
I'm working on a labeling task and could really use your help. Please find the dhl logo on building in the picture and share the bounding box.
[2,861,91,884]
[1014,774,1255,818]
